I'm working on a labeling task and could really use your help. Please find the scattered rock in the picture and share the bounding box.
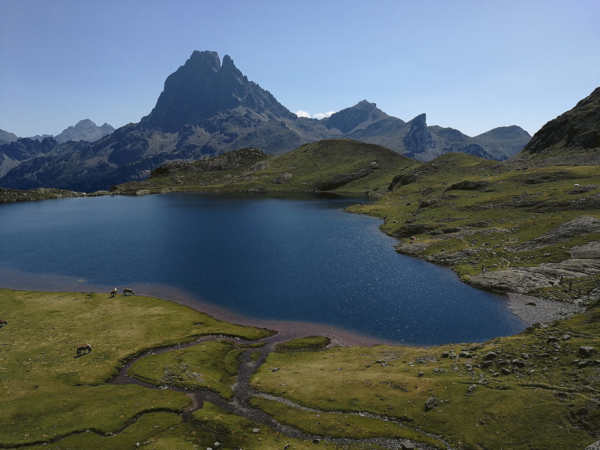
[579,346,596,358]
[511,216,600,252]
[273,172,293,184]
[483,352,498,361]
[425,398,438,411]
[444,180,490,192]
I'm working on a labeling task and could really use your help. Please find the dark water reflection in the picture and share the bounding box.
[0,193,527,345]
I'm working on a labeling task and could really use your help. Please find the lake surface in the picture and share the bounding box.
[0,193,527,345]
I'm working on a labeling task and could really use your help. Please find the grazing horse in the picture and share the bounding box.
[123,288,135,296]
[110,288,117,298]
[0,319,7,328]
[77,344,92,355]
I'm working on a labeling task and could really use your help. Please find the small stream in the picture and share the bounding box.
[112,333,454,450]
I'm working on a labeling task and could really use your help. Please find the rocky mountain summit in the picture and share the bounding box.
[52,119,114,144]
[0,50,530,192]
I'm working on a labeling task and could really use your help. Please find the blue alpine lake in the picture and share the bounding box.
[0,193,527,345]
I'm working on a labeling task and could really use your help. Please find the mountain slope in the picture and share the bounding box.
[510,87,600,166]
[114,138,419,196]
[0,129,18,143]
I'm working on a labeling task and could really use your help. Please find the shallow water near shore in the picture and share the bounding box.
[0,192,527,345]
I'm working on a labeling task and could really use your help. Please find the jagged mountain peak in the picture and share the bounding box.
[407,113,427,126]
[188,50,221,71]
[141,50,293,133]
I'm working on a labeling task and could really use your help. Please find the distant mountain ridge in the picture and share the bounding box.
[28,119,114,143]
[0,50,530,192]
[0,119,114,179]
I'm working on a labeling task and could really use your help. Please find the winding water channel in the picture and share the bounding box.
[111,332,451,450]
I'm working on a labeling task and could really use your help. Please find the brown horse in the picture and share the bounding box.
[0,319,7,328]
[77,344,92,355]
[123,288,135,296]
[110,288,117,298]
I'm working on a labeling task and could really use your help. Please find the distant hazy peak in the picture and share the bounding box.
[54,119,115,143]
[475,125,531,140]
[324,100,389,133]
[0,128,18,142]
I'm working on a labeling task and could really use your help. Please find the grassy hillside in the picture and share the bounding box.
[113,139,420,197]
[348,153,600,302]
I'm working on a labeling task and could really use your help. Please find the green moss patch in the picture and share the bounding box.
[274,336,331,352]
[128,340,244,400]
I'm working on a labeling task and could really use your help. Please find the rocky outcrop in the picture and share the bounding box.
[570,241,600,259]
[313,168,372,191]
[510,216,600,252]
[444,180,490,192]
[468,258,600,294]
[272,173,292,184]
[151,148,268,177]
[393,223,438,238]
[403,114,436,156]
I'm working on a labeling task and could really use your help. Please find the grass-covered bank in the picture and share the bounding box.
[0,288,273,448]
[2,287,600,449]
[251,302,600,449]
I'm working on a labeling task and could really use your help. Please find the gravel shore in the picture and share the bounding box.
[507,293,585,325]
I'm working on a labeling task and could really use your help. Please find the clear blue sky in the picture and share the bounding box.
[1,0,599,138]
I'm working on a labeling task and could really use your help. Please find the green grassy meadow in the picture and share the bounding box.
[0,289,273,449]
